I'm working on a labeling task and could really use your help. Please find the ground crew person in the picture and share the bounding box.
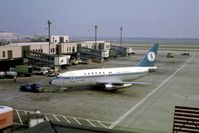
[13,75,16,82]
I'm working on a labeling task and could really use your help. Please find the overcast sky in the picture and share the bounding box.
[0,0,199,38]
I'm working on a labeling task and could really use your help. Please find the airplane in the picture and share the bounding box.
[49,43,159,91]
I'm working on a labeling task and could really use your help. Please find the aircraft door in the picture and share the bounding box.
[70,73,75,82]
[105,71,109,78]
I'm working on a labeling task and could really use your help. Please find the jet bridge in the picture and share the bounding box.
[77,47,109,62]
[23,50,70,69]
[110,45,128,57]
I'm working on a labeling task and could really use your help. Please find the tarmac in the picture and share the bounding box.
[0,44,199,132]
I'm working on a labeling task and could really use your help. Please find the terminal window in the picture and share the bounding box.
[2,51,5,57]
[106,45,110,48]
[51,48,55,53]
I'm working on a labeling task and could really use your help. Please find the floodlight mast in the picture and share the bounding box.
[95,25,98,46]
[48,20,52,54]
[120,27,123,47]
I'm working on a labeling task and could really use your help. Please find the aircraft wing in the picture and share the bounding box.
[124,81,152,85]
[96,80,151,90]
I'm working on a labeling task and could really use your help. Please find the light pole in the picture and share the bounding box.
[48,20,52,54]
[95,25,98,47]
[120,27,123,47]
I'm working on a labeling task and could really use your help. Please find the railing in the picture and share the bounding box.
[173,106,199,133]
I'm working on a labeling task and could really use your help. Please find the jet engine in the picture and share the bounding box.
[104,83,132,91]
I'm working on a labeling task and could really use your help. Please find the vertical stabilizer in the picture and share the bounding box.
[138,43,159,67]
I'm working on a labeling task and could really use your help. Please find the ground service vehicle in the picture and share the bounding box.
[19,83,43,93]
[40,67,50,75]
[15,65,33,76]
[0,72,5,78]
[6,68,17,78]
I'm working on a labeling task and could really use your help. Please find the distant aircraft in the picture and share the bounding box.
[49,43,159,91]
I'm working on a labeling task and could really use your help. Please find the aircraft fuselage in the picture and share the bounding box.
[50,67,149,87]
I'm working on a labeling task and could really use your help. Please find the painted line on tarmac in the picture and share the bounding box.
[98,120,108,128]
[63,116,71,123]
[109,56,193,129]
[44,113,112,124]
[73,117,82,125]
[87,119,96,127]
[14,122,27,126]
[44,115,49,121]
[53,114,60,122]
[14,109,113,128]
[16,110,23,125]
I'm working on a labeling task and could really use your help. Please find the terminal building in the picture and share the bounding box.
[0,35,111,71]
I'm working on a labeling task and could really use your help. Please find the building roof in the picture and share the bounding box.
[0,106,13,114]
[8,42,49,46]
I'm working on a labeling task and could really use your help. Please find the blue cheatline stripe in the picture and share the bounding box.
[54,72,147,80]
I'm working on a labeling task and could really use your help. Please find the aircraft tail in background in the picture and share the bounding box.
[138,43,159,67]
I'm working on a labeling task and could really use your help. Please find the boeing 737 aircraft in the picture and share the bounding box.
[49,43,159,91]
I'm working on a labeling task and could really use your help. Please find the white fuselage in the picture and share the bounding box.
[50,66,152,88]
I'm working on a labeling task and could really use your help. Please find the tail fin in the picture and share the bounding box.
[138,43,159,67]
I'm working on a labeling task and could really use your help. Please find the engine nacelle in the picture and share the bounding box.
[148,66,157,72]
[104,83,132,91]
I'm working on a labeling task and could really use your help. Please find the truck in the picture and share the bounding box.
[39,67,50,75]
[126,47,135,55]
[0,72,5,78]
[167,52,175,58]
[15,65,33,76]
[6,68,17,78]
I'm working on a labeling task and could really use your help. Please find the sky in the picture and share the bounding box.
[0,0,199,38]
